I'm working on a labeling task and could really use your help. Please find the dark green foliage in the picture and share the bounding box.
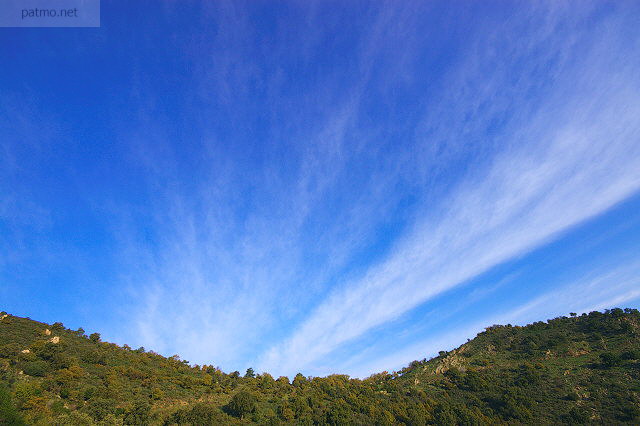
[80,349,106,365]
[562,407,589,424]
[293,372,307,387]
[0,385,24,425]
[432,404,456,425]
[85,397,117,421]
[122,400,151,425]
[164,403,230,425]
[600,351,622,367]
[226,390,257,418]
[493,386,533,420]
[22,360,48,377]
[0,308,639,424]
[0,344,20,359]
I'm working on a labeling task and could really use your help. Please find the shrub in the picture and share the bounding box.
[0,385,25,425]
[562,407,589,423]
[620,350,639,360]
[0,343,21,358]
[433,404,457,425]
[600,352,622,368]
[85,398,117,421]
[165,403,227,425]
[123,400,151,425]
[23,360,49,377]
[81,349,106,365]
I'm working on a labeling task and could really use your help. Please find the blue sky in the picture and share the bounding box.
[1,0,640,378]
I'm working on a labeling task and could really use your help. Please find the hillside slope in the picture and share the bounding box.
[1,308,639,425]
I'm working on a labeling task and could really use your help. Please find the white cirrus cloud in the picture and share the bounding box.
[258,7,640,375]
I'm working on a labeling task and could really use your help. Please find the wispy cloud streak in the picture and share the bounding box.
[259,6,640,375]
[346,260,640,378]
[4,1,640,378]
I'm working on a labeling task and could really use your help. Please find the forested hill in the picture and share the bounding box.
[1,308,639,425]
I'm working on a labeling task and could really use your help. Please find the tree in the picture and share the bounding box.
[0,385,25,425]
[278,403,295,421]
[276,376,290,385]
[227,390,257,419]
[259,373,275,389]
[165,403,228,425]
[23,360,49,377]
[123,400,151,425]
[600,352,621,368]
[89,332,101,343]
[245,367,255,378]
[293,373,307,387]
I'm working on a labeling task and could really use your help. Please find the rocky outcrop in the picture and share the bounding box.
[434,349,468,374]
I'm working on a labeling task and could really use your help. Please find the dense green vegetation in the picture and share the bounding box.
[1,308,639,425]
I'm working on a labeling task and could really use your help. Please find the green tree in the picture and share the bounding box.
[0,385,25,425]
[227,390,257,419]
[23,360,49,377]
[600,352,621,368]
[164,403,227,425]
[293,372,307,387]
[123,400,151,425]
